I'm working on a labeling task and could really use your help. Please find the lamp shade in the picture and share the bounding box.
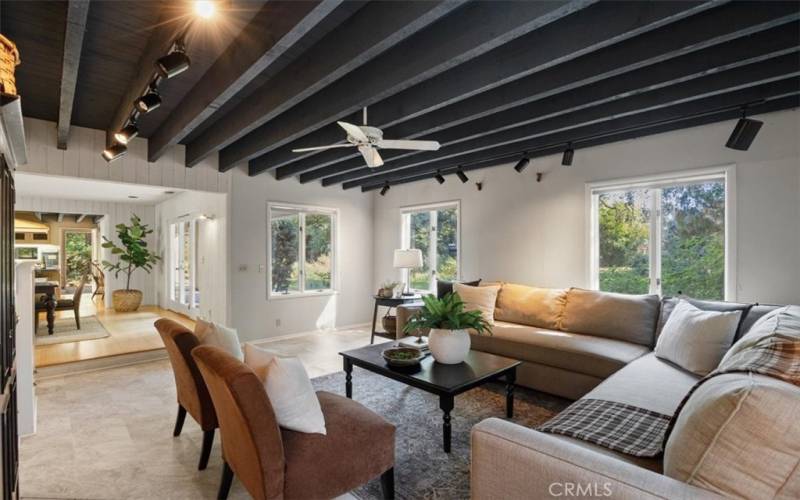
[393,248,423,269]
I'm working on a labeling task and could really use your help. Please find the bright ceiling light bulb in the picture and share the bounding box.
[194,1,215,19]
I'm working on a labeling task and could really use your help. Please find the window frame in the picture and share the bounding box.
[399,200,461,294]
[586,165,737,300]
[267,202,338,300]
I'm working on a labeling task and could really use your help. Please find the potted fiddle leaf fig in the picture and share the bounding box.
[101,215,160,312]
[403,292,491,364]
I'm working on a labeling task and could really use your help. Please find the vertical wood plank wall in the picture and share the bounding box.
[14,196,158,308]
[19,118,231,194]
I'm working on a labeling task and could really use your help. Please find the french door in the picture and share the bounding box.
[168,219,200,316]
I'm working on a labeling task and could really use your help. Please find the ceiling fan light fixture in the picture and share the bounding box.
[456,167,469,183]
[114,123,139,145]
[101,143,127,162]
[562,143,574,166]
[514,155,530,173]
[434,171,445,184]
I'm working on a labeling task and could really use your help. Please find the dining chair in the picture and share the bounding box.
[90,261,105,300]
[155,318,217,470]
[35,274,87,331]
[192,345,396,500]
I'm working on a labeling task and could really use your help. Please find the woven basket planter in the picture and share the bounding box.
[112,289,143,312]
[382,314,397,336]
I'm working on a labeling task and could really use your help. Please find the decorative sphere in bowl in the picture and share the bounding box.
[382,347,424,367]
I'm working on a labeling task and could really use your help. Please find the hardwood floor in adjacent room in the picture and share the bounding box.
[34,296,195,367]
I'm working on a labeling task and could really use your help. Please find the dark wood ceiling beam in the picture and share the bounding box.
[147,0,343,163]
[218,0,594,172]
[318,29,800,186]
[266,0,720,177]
[362,94,800,191]
[56,0,90,150]
[182,1,462,168]
[346,78,800,189]
[284,4,800,182]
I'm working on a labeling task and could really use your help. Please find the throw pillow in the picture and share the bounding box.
[244,343,326,435]
[453,283,500,326]
[720,305,799,366]
[437,279,481,299]
[655,300,741,376]
[195,319,244,361]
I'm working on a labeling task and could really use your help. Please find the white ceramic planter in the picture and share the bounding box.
[428,328,470,364]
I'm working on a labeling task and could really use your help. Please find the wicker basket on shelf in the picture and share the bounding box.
[0,34,20,96]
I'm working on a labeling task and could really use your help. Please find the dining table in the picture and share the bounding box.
[35,281,59,335]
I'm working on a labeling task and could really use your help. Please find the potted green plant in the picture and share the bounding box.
[403,292,491,364]
[101,215,160,312]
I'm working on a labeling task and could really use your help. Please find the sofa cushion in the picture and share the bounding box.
[437,278,481,298]
[470,321,649,379]
[494,283,567,330]
[721,305,799,366]
[664,373,800,499]
[657,296,752,341]
[560,288,660,346]
[738,303,783,338]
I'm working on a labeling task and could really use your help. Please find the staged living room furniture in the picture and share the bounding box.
[397,283,798,499]
[154,318,218,471]
[35,275,87,333]
[370,294,421,344]
[341,343,520,452]
[192,345,396,500]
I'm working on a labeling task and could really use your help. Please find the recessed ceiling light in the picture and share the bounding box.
[164,191,175,194]
[128,195,139,199]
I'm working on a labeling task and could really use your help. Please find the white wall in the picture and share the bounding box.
[229,167,374,342]
[373,108,800,306]
[15,196,158,306]
[19,117,230,193]
[154,190,229,325]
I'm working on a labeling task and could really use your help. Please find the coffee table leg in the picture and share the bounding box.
[439,394,454,453]
[344,358,353,398]
[505,367,516,418]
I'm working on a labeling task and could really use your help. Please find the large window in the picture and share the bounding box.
[401,202,459,293]
[268,203,336,298]
[588,168,734,300]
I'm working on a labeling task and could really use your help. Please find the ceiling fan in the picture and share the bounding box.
[291,108,440,168]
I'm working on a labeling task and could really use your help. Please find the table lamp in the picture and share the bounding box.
[393,248,423,296]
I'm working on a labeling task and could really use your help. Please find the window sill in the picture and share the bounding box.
[267,290,339,301]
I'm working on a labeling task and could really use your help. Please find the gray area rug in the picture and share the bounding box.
[312,367,570,500]
[35,315,110,345]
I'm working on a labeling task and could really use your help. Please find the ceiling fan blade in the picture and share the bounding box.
[358,145,383,168]
[292,144,355,153]
[376,139,440,151]
[337,121,369,143]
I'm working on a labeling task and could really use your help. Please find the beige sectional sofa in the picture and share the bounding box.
[397,284,800,499]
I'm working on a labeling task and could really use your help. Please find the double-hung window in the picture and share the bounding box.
[400,201,460,293]
[268,203,337,298]
[588,167,735,300]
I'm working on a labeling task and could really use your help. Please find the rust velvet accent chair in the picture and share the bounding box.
[192,345,396,500]
[155,318,217,470]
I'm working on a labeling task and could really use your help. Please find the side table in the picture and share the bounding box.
[370,294,423,344]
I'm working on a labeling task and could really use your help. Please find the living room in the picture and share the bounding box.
[0,1,798,499]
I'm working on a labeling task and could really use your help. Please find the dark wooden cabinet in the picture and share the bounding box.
[0,157,18,499]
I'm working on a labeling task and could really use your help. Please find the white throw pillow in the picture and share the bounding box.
[244,343,326,435]
[453,283,500,325]
[195,320,244,361]
[720,306,800,366]
[655,300,741,376]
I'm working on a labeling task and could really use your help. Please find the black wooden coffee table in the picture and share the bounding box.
[340,344,521,453]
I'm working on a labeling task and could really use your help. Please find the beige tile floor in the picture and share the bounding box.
[21,326,387,500]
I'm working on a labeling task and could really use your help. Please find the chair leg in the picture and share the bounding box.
[34,311,39,331]
[198,429,215,470]
[74,306,81,330]
[217,461,234,500]
[380,467,394,500]
[173,405,187,437]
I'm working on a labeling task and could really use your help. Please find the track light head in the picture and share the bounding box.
[157,47,191,79]
[562,143,574,166]
[134,85,161,113]
[434,171,445,184]
[114,123,139,145]
[456,168,469,183]
[101,143,127,162]
[726,109,762,151]
[380,183,390,196]
[514,156,530,173]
